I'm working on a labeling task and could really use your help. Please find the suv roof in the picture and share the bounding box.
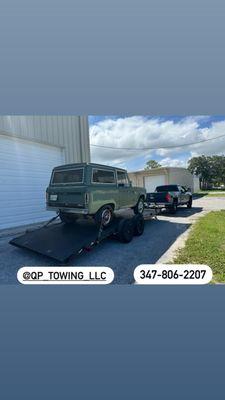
[53,162,127,172]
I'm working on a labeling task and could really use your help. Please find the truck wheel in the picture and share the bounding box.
[133,214,145,236]
[133,197,145,215]
[169,201,177,214]
[187,198,192,208]
[94,205,114,228]
[117,219,134,243]
[59,211,79,224]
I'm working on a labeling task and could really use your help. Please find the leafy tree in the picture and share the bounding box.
[210,156,225,186]
[188,155,225,189]
[145,159,162,170]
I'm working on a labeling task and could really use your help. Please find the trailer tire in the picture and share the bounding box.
[133,196,145,215]
[94,205,114,228]
[133,214,145,236]
[59,211,79,224]
[117,219,134,243]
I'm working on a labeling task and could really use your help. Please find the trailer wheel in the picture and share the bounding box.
[117,219,134,243]
[133,214,145,236]
[59,211,79,224]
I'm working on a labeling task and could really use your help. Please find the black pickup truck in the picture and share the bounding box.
[146,184,192,214]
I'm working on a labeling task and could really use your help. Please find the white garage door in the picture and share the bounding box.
[0,135,65,229]
[144,174,166,193]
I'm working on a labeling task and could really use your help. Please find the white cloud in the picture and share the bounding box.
[90,116,225,167]
[160,157,188,168]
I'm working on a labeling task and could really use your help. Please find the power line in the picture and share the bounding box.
[90,133,225,151]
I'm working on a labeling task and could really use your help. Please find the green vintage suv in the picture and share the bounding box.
[46,163,146,226]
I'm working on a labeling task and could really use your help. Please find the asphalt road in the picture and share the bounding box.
[0,196,224,285]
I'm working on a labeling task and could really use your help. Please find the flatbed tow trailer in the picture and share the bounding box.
[9,206,160,263]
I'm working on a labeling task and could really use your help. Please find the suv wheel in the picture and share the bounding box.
[59,211,79,224]
[94,205,114,227]
[133,197,145,215]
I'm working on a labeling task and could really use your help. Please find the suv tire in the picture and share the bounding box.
[133,197,145,215]
[94,205,114,227]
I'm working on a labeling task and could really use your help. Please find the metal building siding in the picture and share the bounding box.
[0,134,65,229]
[0,116,90,164]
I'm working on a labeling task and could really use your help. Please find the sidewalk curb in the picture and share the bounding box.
[156,210,209,264]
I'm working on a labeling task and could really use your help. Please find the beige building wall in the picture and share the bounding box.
[129,168,168,187]
[128,172,142,187]
[129,167,194,191]
[193,176,200,192]
[167,168,194,191]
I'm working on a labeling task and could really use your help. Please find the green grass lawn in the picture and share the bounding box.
[195,191,225,197]
[172,211,225,283]
[205,193,225,197]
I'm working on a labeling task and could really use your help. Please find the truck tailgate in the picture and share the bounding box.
[146,192,171,204]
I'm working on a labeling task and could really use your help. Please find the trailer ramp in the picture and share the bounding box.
[10,218,117,263]
[10,211,158,263]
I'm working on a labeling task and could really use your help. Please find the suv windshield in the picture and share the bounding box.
[52,168,84,184]
[155,185,178,192]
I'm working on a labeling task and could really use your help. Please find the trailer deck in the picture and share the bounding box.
[9,208,159,263]
[10,217,122,262]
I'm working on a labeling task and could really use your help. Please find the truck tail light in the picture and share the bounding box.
[165,193,171,202]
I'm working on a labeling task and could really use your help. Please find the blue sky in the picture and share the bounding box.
[89,116,225,171]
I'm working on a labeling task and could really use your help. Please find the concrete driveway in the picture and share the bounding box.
[0,196,224,285]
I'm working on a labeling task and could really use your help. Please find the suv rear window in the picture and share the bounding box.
[155,185,178,192]
[52,168,84,184]
[92,168,115,184]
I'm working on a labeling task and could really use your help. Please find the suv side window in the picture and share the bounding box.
[117,171,130,187]
[92,168,115,184]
